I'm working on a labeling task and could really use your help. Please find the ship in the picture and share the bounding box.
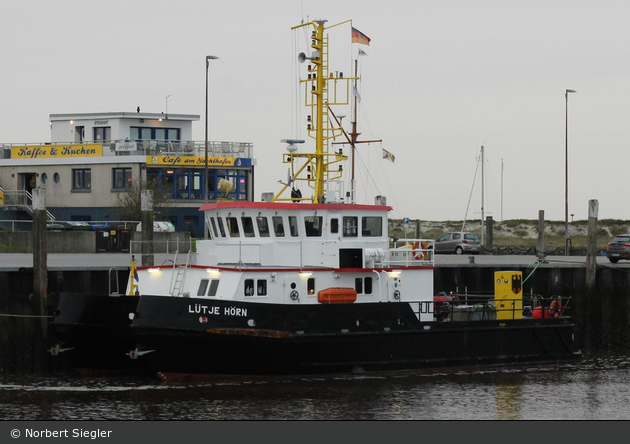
[50,18,580,377]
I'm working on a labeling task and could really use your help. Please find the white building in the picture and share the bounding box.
[0,111,255,237]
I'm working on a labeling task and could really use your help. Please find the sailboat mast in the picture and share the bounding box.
[481,145,485,245]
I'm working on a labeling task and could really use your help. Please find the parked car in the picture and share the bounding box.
[433,231,481,255]
[606,234,630,263]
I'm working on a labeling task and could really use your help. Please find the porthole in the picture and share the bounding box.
[53,172,60,184]
[41,173,47,184]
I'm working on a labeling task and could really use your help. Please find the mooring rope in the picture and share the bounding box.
[0,313,52,318]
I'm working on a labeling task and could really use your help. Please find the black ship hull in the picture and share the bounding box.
[131,296,580,377]
[49,293,150,375]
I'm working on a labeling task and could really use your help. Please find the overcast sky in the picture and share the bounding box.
[2,0,629,223]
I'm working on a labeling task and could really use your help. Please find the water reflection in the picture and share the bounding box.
[1,353,629,420]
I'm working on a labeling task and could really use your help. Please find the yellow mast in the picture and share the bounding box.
[273,19,355,203]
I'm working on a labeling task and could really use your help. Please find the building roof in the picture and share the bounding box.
[49,112,200,122]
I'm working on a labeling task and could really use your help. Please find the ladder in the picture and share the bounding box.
[170,250,192,296]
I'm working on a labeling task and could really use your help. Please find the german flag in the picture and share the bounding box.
[351,27,370,45]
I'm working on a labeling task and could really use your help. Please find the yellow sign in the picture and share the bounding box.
[0,188,4,206]
[146,155,242,167]
[11,143,103,159]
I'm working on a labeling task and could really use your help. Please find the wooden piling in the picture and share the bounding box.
[141,190,154,267]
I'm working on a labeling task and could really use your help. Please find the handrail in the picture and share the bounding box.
[1,189,55,220]
[3,140,253,159]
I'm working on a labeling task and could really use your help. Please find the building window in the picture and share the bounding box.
[113,168,133,189]
[72,169,91,190]
[53,173,60,184]
[93,127,111,144]
[41,173,47,184]
[146,167,248,201]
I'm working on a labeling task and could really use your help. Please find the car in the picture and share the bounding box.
[606,234,630,263]
[433,231,481,255]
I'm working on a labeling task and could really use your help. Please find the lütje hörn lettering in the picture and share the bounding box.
[188,304,247,316]
[25,429,112,439]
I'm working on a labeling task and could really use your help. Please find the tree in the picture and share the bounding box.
[114,178,172,221]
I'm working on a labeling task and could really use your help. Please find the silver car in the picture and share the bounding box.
[434,232,481,255]
[606,234,630,263]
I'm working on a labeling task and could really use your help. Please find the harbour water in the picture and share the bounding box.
[1,351,629,421]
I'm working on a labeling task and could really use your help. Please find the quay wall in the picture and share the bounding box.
[0,231,190,253]
[1,262,629,374]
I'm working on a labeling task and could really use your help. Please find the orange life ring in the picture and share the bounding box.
[550,299,562,318]
[412,241,426,260]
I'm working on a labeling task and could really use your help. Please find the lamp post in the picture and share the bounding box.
[565,88,576,255]
[205,55,219,239]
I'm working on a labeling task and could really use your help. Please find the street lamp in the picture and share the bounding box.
[565,88,576,255]
[205,55,219,239]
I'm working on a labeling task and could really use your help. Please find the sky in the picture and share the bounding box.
[1,0,629,223]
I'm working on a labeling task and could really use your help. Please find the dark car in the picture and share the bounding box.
[606,234,630,263]
[434,231,481,255]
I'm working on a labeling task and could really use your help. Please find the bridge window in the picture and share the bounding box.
[343,217,358,237]
[217,217,226,237]
[257,216,270,237]
[362,217,382,237]
[289,216,299,237]
[209,218,219,238]
[272,216,285,237]
[330,218,339,234]
[226,217,240,237]
[242,216,255,237]
[304,216,323,237]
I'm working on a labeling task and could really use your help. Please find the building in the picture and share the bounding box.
[0,111,255,237]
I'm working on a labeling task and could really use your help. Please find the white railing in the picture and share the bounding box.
[386,238,435,267]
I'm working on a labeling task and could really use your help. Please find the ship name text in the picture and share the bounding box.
[188,304,247,317]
